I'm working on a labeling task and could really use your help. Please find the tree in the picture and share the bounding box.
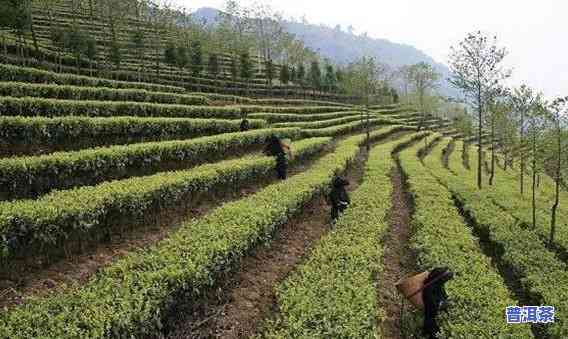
[66,27,87,74]
[265,59,274,86]
[408,62,440,131]
[309,60,322,96]
[510,84,540,195]
[190,40,202,76]
[485,89,510,186]
[449,31,511,189]
[289,66,297,84]
[230,55,239,82]
[297,63,306,87]
[324,64,336,92]
[109,40,122,72]
[131,30,145,81]
[240,51,252,94]
[85,36,97,77]
[391,88,399,103]
[177,45,189,69]
[0,0,32,60]
[164,42,177,67]
[527,99,547,230]
[280,64,290,85]
[546,97,567,245]
[208,53,220,79]
[250,3,285,61]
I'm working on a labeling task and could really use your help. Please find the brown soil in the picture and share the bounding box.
[0,147,331,311]
[166,195,331,339]
[376,159,416,338]
[166,146,369,339]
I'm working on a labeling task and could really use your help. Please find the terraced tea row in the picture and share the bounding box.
[0,132,371,338]
[0,128,301,200]
[429,139,568,337]
[0,137,330,266]
[0,96,352,119]
[0,64,186,93]
[401,136,533,338]
[265,132,423,338]
[0,116,266,156]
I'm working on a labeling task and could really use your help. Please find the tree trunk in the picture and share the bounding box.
[477,90,483,189]
[520,111,525,195]
[489,111,495,186]
[532,131,537,229]
[550,126,561,245]
[29,9,40,55]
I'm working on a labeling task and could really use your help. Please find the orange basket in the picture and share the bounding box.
[395,271,429,309]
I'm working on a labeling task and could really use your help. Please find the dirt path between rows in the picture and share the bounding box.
[166,147,370,339]
[377,162,415,339]
[0,146,333,311]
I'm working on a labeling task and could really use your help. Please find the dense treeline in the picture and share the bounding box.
[0,0,401,103]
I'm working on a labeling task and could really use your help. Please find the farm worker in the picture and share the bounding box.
[422,267,454,339]
[263,135,291,179]
[328,176,350,222]
[240,110,250,132]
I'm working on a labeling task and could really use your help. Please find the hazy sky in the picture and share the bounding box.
[175,0,567,98]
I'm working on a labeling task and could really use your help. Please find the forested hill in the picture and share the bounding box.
[193,7,456,97]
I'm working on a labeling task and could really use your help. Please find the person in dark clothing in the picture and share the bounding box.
[422,267,454,339]
[263,135,290,180]
[240,118,250,132]
[328,176,350,221]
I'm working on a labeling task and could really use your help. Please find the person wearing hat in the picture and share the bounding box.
[422,267,454,339]
[263,135,290,180]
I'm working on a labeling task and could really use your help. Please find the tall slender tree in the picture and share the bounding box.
[449,31,511,189]
[510,85,539,195]
[547,97,567,245]
[408,62,440,131]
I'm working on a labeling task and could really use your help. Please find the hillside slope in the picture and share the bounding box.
[193,7,457,97]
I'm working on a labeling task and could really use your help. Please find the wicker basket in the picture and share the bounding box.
[396,271,429,309]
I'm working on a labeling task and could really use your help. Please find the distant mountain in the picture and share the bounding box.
[192,7,457,97]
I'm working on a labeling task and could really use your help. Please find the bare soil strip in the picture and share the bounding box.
[165,151,370,339]
[166,131,410,339]
[0,146,332,311]
[376,151,418,339]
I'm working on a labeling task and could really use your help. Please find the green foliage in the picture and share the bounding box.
[0,128,301,200]
[272,115,363,129]
[0,64,186,93]
[85,37,97,61]
[309,59,322,89]
[0,82,208,105]
[190,40,202,76]
[296,63,305,85]
[0,0,30,35]
[264,132,422,338]
[402,136,534,338]
[323,64,336,91]
[240,51,252,80]
[431,141,568,337]
[229,55,238,81]
[164,42,177,66]
[0,116,266,155]
[248,111,359,123]
[0,137,328,262]
[265,59,274,84]
[176,45,189,69]
[0,134,366,338]
[288,65,296,83]
[301,118,397,138]
[109,40,122,69]
[208,53,220,77]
